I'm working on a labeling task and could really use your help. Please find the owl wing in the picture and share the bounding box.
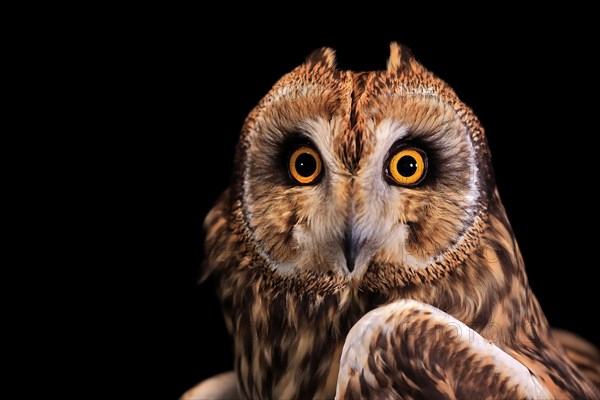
[183,190,240,399]
[552,328,600,390]
[335,299,550,399]
[199,189,231,283]
[180,371,240,400]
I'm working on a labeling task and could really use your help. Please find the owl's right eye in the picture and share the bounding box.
[288,146,323,185]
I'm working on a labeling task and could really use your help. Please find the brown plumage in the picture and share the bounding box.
[186,43,600,399]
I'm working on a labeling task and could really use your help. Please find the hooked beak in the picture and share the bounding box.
[343,227,358,273]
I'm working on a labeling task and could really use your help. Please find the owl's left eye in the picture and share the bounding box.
[385,147,428,186]
[288,146,323,185]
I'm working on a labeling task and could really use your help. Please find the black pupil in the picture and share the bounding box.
[397,155,418,177]
[295,152,317,177]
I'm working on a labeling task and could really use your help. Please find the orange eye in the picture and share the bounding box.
[386,148,427,186]
[289,146,323,185]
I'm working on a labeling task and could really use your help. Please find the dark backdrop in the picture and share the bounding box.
[144,26,599,398]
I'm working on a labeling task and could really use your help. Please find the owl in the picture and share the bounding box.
[184,43,600,399]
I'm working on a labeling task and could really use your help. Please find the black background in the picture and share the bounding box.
[139,23,599,398]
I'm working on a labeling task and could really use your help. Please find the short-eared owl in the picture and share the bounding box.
[184,43,600,399]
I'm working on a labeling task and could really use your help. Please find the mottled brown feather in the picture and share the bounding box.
[194,43,600,399]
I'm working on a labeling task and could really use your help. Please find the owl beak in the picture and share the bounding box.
[343,229,357,273]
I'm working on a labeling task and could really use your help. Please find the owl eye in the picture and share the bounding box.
[288,146,323,185]
[385,148,427,186]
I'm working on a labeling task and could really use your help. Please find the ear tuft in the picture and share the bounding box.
[387,42,415,72]
[306,47,337,68]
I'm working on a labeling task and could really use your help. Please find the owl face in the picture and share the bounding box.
[236,45,491,291]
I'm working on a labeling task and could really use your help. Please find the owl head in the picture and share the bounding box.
[229,43,492,293]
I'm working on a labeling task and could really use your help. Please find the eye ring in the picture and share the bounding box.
[288,146,323,185]
[385,148,427,186]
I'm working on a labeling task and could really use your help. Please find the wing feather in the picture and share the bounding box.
[336,299,551,399]
[553,328,600,390]
[181,371,240,400]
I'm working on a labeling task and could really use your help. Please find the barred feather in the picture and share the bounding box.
[189,43,600,399]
